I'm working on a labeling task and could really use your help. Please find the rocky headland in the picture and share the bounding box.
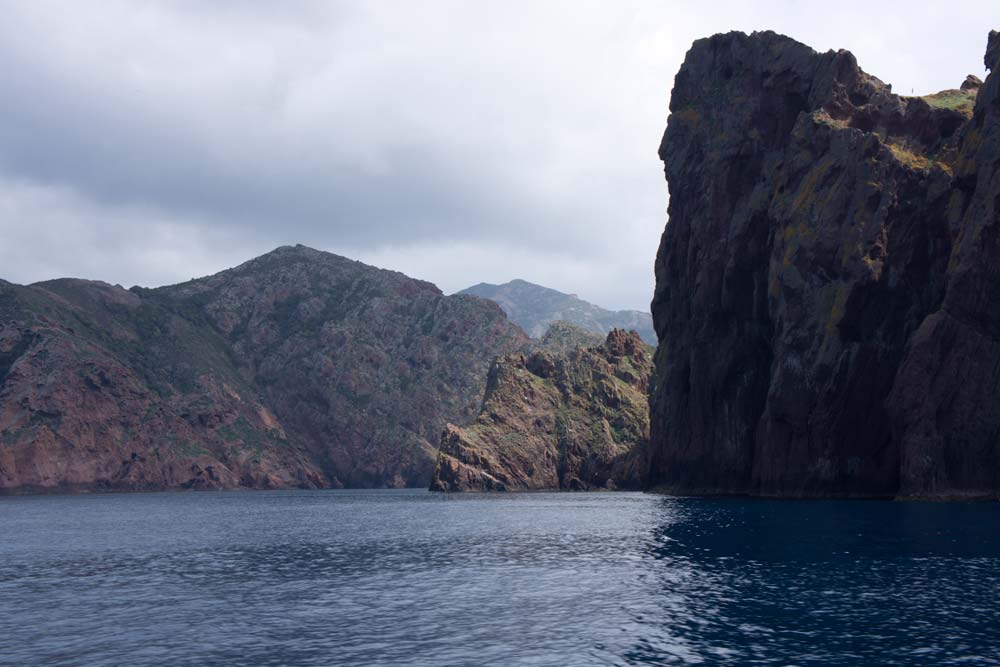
[430,328,651,491]
[648,30,1000,499]
[9,30,999,501]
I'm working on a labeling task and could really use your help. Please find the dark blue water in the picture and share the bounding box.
[1,491,999,666]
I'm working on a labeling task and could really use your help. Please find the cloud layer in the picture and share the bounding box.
[0,1,996,310]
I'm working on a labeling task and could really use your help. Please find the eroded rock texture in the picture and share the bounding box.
[430,329,651,492]
[649,30,1000,498]
[0,246,527,492]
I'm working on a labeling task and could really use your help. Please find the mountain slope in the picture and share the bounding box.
[430,329,650,492]
[0,278,324,492]
[157,245,529,488]
[0,246,528,492]
[649,29,1000,499]
[459,279,656,344]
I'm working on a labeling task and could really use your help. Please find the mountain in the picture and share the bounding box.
[648,29,1000,499]
[458,279,656,344]
[0,277,325,492]
[0,246,528,492]
[430,329,650,492]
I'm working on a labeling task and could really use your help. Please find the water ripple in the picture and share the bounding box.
[1,491,999,665]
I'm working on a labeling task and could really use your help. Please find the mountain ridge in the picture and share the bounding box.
[0,244,528,492]
[458,279,656,344]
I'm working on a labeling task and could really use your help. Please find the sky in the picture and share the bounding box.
[0,1,997,311]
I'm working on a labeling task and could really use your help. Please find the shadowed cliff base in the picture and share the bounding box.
[648,29,1000,499]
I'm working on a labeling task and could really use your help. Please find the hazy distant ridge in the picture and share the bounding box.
[458,279,656,345]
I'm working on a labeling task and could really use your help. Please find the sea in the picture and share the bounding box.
[1,489,998,666]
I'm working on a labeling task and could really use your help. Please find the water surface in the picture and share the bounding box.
[1,490,998,666]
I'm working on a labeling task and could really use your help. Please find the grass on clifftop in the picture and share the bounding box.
[887,143,935,172]
[921,89,976,115]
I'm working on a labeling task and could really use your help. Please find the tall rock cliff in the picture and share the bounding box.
[0,246,528,492]
[430,328,651,492]
[649,30,1000,498]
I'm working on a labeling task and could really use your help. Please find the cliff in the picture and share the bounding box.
[0,246,528,492]
[648,30,1000,499]
[430,329,651,492]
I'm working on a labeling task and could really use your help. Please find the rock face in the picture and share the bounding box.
[0,246,527,492]
[430,329,651,492]
[460,279,657,345]
[649,30,1000,499]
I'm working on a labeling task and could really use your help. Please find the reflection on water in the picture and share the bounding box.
[1,490,999,666]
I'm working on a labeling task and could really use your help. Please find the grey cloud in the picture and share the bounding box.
[0,1,633,252]
[0,0,997,311]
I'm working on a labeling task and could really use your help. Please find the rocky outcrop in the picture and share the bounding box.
[649,30,1000,498]
[460,279,657,344]
[430,329,651,492]
[0,246,528,492]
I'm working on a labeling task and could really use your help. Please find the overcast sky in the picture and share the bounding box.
[1,1,997,311]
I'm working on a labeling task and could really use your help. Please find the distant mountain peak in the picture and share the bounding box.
[172,245,443,298]
[457,279,656,345]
